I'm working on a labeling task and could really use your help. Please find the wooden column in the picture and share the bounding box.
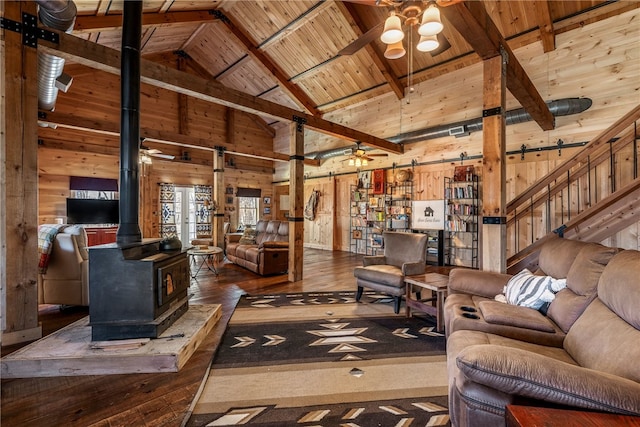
[1,1,42,344]
[481,54,508,273]
[177,54,189,135]
[288,118,305,282]
[213,147,226,248]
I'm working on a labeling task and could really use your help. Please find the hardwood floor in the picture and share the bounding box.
[1,249,449,427]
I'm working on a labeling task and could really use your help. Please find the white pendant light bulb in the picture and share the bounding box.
[418,3,443,36]
[384,40,406,59]
[381,13,404,44]
[417,34,439,52]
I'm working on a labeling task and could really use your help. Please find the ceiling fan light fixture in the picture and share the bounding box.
[348,158,355,166]
[418,3,443,36]
[140,154,152,164]
[384,40,406,59]
[355,158,362,167]
[362,158,368,166]
[417,34,439,52]
[381,13,404,44]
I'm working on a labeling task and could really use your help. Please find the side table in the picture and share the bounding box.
[506,405,640,426]
[188,246,223,278]
[404,272,449,332]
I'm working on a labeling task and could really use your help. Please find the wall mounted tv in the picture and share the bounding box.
[66,198,119,225]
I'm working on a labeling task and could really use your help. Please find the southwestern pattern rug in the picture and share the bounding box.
[185,291,450,426]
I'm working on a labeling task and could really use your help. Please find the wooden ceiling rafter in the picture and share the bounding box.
[37,111,320,167]
[38,28,402,154]
[441,1,555,131]
[209,10,323,117]
[73,10,218,33]
[534,0,556,53]
[337,1,405,100]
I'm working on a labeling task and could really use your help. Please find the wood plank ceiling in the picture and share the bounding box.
[50,0,638,158]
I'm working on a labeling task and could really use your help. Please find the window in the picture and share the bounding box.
[238,197,259,227]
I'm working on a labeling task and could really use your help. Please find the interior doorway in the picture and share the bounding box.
[174,186,196,246]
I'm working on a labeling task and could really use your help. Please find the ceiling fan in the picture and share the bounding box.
[339,0,452,59]
[343,143,389,167]
[139,139,175,163]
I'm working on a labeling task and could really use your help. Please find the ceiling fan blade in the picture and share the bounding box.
[368,153,389,157]
[338,23,383,56]
[430,32,451,57]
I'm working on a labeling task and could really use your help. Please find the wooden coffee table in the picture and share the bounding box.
[404,272,449,332]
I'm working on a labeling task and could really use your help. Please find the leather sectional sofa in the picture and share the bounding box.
[444,236,640,426]
[225,220,289,276]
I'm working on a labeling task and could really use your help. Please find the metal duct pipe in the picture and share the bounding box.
[308,98,592,160]
[117,0,143,244]
[36,0,76,111]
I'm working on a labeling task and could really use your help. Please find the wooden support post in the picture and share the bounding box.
[177,55,189,135]
[213,147,226,248]
[288,118,305,282]
[481,54,508,273]
[1,1,43,344]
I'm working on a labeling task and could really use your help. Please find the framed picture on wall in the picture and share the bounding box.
[226,196,234,204]
[264,207,271,214]
[225,187,234,194]
[263,197,271,205]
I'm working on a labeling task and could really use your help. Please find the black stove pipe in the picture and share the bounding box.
[117,0,143,244]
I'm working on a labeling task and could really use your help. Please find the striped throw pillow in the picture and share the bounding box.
[504,269,561,310]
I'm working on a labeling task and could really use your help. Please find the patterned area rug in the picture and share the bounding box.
[185,291,450,426]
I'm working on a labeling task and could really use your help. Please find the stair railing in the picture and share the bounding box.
[506,104,640,260]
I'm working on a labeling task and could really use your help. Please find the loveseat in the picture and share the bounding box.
[225,220,288,275]
[444,237,640,426]
[38,225,90,306]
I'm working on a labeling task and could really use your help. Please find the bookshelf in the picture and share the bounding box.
[444,174,479,268]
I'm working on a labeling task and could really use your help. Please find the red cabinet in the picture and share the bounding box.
[85,226,118,246]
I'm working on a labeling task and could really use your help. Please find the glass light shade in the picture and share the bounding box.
[417,34,439,52]
[418,4,443,36]
[384,40,406,59]
[381,14,404,44]
[348,158,355,166]
[362,159,368,166]
[355,158,362,167]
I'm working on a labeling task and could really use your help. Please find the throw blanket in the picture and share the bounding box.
[37,224,67,274]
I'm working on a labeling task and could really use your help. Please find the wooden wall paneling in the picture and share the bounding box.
[1,0,42,345]
[38,175,71,224]
[213,150,225,248]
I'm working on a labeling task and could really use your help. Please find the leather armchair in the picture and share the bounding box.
[354,231,429,313]
[38,225,89,306]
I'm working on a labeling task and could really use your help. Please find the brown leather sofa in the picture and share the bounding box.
[444,237,640,426]
[225,220,288,275]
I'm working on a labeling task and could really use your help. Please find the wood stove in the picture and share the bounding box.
[89,240,189,341]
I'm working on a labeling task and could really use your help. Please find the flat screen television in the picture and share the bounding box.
[66,198,119,225]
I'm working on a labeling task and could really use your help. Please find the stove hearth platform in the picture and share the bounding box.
[1,304,221,378]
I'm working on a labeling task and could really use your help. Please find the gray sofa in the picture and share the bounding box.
[225,220,288,275]
[444,237,640,426]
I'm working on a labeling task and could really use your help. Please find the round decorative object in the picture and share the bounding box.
[396,169,412,182]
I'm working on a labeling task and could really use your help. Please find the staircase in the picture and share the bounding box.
[506,104,640,274]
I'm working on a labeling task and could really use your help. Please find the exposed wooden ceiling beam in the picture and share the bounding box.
[210,10,323,117]
[38,29,402,154]
[441,1,555,131]
[38,111,321,167]
[535,1,555,53]
[337,1,405,100]
[73,11,217,33]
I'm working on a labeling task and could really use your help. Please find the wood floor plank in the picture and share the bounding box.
[1,249,449,426]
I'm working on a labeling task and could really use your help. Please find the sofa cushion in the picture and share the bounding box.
[239,227,257,245]
[537,237,586,278]
[478,301,555,333]
[353,264,404,288]
[547,243,618,332]
[455,343,640,415]
[503,269,563,310]
[243,247,260,264]
[595,250,639,329]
